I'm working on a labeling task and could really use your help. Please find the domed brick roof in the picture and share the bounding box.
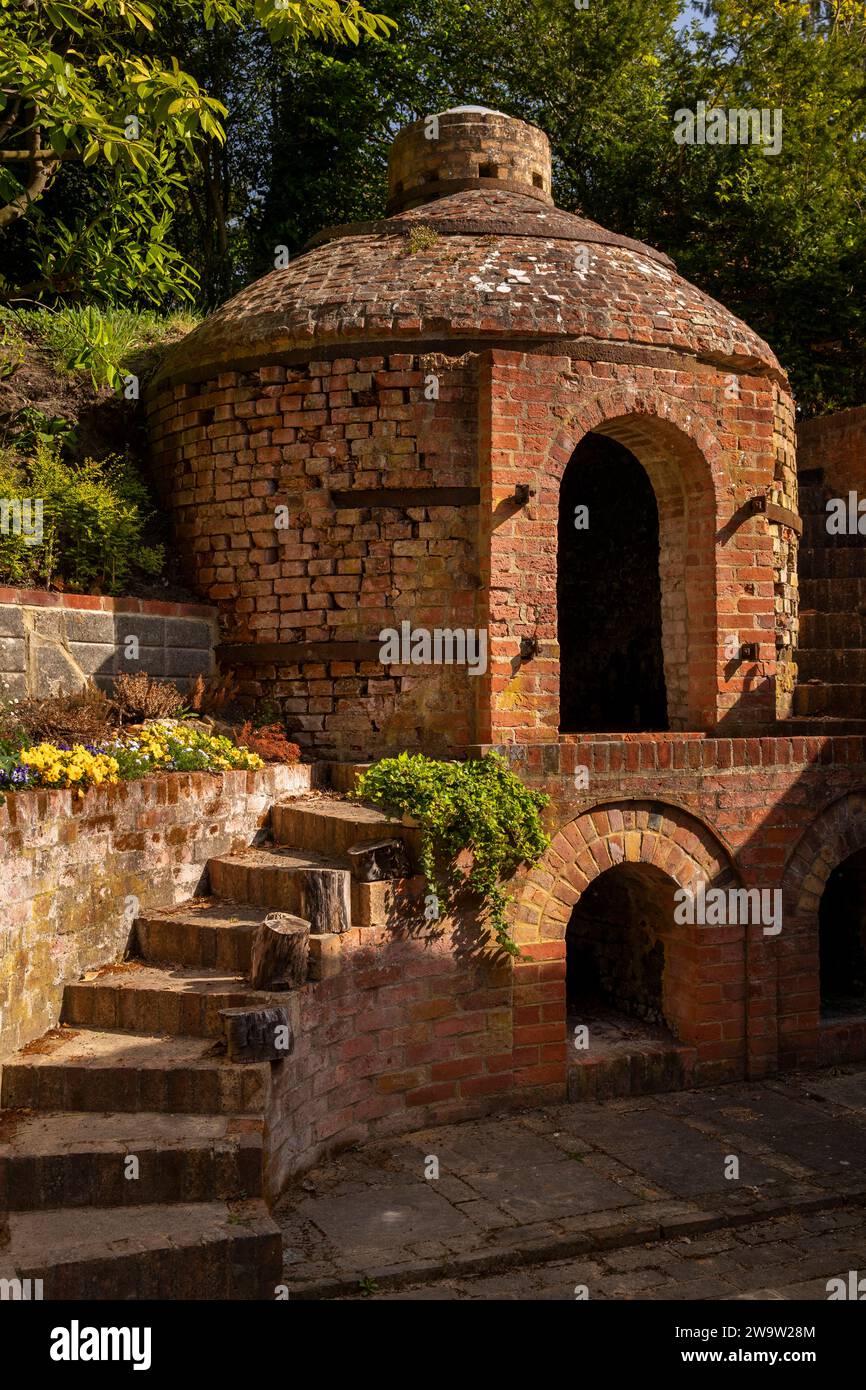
[154,111,782,387]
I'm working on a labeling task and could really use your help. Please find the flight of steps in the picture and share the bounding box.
[790,467,866,732]
[0,784,416,1300]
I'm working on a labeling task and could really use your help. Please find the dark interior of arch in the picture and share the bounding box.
[566,862,677,1028]
[557,432,668,733]
[819,847,866,1015]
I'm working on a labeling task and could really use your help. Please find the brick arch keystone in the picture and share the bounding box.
[516,798,738,942]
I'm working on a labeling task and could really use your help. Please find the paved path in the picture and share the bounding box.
[345,1208,866,1300]
[274,1067,866,1299]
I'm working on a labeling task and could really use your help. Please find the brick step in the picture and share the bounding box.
[800,549,866,580]
[799,610,866,649]
[800,513,866,546]
[271,794,420,861]
[0,1028,269,1115]
[317,762,372,794]
[209,844,424,928]
[0,1110,264,1209]
[61,964,284,1039]
[800,577,866,610]
[131,901,267,973]
[793,683,866,718]
[796,649,866,683]
[1,1199,281,1300]
[780,715,866,735]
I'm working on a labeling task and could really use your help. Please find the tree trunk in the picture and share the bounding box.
[248,912,310,989]
[300,867,351,934]
[220,1005,292,1062]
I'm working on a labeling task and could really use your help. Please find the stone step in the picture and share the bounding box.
[131,901,266,973]
[1,1199,281,1300]
[793,682,866,718]
[0,1028,269,1115]
[799,548,866,580]
[208,844,423,928]
[61,964,283,1039]
[0,1110,264,1209]
[271,793,420,861]
[799,610,866,649]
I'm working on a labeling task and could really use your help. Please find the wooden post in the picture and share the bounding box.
[249,912,310,989]
[300,868,351,934]
[220,1006,292,1062]
[347,837,410,882]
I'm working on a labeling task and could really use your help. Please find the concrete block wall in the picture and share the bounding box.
[0,588,218,700]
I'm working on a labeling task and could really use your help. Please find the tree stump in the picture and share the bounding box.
[347,837,410,882]
[300,868,351,934]
[220,1006,293,1062]
[248,912,310,989]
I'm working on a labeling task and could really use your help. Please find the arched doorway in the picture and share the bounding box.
[557,433,667,732]
[819,847,866,1018]
[566,861,684,1035]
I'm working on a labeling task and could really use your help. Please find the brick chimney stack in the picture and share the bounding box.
[386,105,553,214]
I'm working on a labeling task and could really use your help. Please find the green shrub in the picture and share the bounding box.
[354,751,550,957]
[0,440,164,592]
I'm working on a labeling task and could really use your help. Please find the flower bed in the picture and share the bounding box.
[0,719,263,795]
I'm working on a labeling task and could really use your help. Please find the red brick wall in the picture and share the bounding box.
[147,346,798,757]
[266,923,515,1190]
[499,734,866,1085]
[477,351,798,743]
[798,405,866,495]
[148,353,480,757]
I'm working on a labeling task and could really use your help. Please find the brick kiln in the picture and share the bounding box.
[147,109,866,1093]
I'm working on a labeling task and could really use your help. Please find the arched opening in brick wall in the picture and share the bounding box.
[544,405,719,733]
[819,847,866,1019]
[781,792,866,1067]
[514,800,745,1086]
[566,861,687,1038]
[558,434,667,732]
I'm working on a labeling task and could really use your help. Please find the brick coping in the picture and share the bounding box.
[0,586,216,620]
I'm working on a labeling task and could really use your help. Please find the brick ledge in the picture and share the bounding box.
[0,587,216,620]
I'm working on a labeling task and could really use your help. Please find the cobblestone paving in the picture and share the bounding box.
[276,1068,866,1299]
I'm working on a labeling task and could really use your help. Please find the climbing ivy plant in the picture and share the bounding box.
[354,751,550,958]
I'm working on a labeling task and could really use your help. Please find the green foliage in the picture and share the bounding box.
[0,441,164,592]
[354,751,550,957]
[0,0,395,305]
[8,304,200,388]
[7,408,78,454]
[0,308,26,377]
[259,0,866,415]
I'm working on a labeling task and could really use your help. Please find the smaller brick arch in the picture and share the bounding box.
[777,791,866,1067]
[511,799,745,1080]
[783,790,866,919]
[516,798,738,942]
